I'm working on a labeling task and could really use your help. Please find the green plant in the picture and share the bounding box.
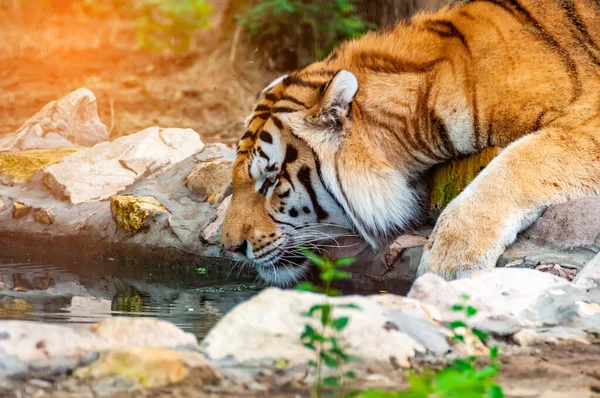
[195,267,208,275]
[238,0,375,68]
[296,249,359,396]
[136,0,213,52]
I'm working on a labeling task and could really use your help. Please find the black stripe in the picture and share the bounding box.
[431,111,457,157]
[278,189,291,198]
[297,166,328,220]
[272,116,284,130]
[241,130,253,140]
[254,104,271,112]
[265,93,278,102]
[249,112,270,124]
[280,95,310,109]
[272,106,297,114]
[314,156,345,212]
[424,20,470,51]
[282,76,320,88]
[259,131,273,143]
[257,147,270,161]
[268,213,298,228]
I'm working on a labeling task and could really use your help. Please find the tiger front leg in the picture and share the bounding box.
[418,121,600,280]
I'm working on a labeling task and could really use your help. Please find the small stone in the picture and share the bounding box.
[110,195,169,233]
[385,234,427,266]
[186,160,233,205]
[12,202,30,219]
[535,263,578,281]
[33,207,55,225]
[513,329,538,346]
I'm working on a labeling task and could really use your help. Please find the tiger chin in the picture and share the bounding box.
[220,0,600,286]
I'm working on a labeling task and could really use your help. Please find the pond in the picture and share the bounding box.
[0,234,260,340]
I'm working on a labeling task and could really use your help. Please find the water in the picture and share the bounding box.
[0,235,260,340]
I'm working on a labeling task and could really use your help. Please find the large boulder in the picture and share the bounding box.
[0,88,108,152]
[43,126,205,204]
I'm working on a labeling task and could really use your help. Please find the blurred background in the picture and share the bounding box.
[0,0,447,145]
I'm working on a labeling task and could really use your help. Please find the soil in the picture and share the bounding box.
[0,2,279,146]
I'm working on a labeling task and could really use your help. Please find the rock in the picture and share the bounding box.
[535,264,577,281]
[186,160,233,204]
[201,195,231,245]
[110,195,169,233]
[43,126,204,204]
[525,196,600,250]
[385,234,427,266]
[32,207,54,225]
[429,147,502,211]
[201,288,443,374]
[12,202,30,219]
[0,318,199,376]
[89,318,197,351]
[409,269,600,334]
[0,88,108,151]
[0,148,81,185]
[74,348,219,388]
[573,253,600,296]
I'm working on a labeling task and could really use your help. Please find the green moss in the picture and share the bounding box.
[0,148,80,185]
[429,147,502,211]
[110,195,168,233]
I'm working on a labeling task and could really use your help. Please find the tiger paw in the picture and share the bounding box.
[417,198,509,280]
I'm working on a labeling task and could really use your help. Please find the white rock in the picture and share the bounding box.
[0,318,198,376]
[409,268,596,333]
[573,253,600,293]
[201,288,444,372]
[43,127,204,204]
[0,88,108,152]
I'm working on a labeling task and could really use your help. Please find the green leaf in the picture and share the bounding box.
[460,293,471,301]
[451,304,464,312]
[345,370,357,379]
[295,282,321,292]
[320,351,339,368]
[450,320,468,330]
[332,316,350,331]
[487,384,504,398]
[451,335,465,342]
[323,376,340,387]
[335,257,355,266]
[472,328,490,342]
[466,306,478,317]
[321,304,332,325]
[194,267,208,275]
[489,346,499,360]
[298,247,328,267]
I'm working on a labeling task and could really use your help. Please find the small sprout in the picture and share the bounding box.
[195,267,208,275]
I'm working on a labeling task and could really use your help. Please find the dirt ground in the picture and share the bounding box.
[0,1,278,145]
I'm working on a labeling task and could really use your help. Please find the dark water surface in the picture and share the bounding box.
[0,234,260,340]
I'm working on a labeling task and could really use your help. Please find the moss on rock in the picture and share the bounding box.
[0,148,80,185]
[110,195,169,233]
[429,147,502,211]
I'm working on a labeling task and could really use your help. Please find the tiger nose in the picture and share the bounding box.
[226,240,248,257]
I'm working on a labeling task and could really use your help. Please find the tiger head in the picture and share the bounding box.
[221,62,425,286]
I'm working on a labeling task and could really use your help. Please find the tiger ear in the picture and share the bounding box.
[317,70,358,121]
[258,75,288,99]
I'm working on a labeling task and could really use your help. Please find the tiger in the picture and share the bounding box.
[221,0,600,286]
